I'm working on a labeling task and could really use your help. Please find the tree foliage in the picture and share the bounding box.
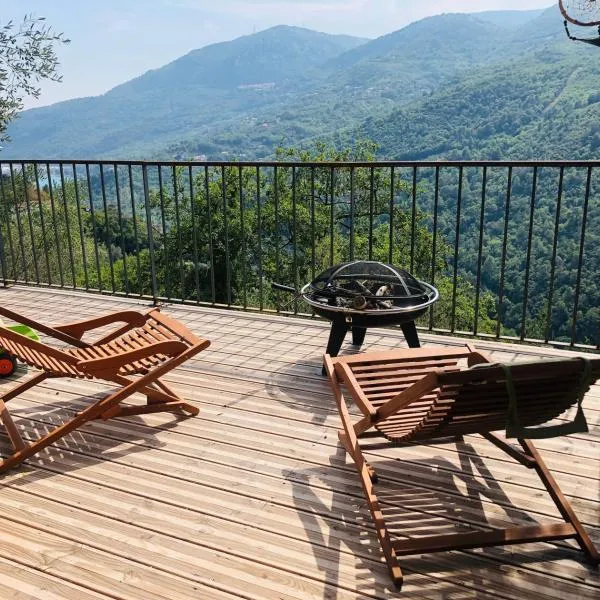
[0,144,498,338]
[0,14,69,142]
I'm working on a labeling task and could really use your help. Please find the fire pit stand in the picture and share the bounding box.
[308,294,427,374]
[323,313,421,359]
[274,261,439,375]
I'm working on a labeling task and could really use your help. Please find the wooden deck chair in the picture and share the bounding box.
[0,305,209,473]
[324,345,600,589]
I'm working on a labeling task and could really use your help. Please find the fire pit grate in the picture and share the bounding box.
[273,260,439,374]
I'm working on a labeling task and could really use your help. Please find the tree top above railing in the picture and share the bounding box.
[1,159,600,168]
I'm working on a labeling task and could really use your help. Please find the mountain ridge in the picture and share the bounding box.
[5,5,595,161]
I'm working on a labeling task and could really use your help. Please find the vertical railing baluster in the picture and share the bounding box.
[520,166,538,341]
[410,166,417,274]
[497,166,513,339]
[429,166,440,331]
[349,166,355,261]
[34,164,51,285]
[450,166,463,333]
[274,165,280,311]
[221,165,231,307]
[256,166,263,311]
[9,164,28,282]
[158,165,170,299]
[85,163,101,290]
[388,166,394,264]
[329,168,334,266]
[59,162,76,287]
[571,166,592,347]
[368,167,374,261]
[473,166,487,336]
[239,166,247,309]
[0,211,5,286]
[188,166,200,303]
[172,166,185,301]
[47,162,64,287]
[72,164,89,290]
[128,164,142,297]
[0,164,8,285]
[114,164,128,295]
[292,166,298,314]
[100,164,115,292]
[21,163,40,284]
[311,166,316,280]
[0,165,17,282]
[205,165,215,304]
[142,164,158,302]
[545,167,563,343]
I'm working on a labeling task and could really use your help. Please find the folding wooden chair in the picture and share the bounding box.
[0,305,210,473]
[324,344,600,589]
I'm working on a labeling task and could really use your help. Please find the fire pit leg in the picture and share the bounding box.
[322,317,349,375]
[401,321,420,348]
[351,326,367,348]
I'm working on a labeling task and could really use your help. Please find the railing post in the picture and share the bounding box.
[0,221,6,287]
[142,164,158,304]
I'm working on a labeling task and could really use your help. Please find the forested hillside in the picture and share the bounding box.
[4,7,588,160]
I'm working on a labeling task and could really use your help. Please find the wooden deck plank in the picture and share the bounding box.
[1,286,599,600]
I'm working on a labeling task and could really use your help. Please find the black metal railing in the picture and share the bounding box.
[1,158,599,350]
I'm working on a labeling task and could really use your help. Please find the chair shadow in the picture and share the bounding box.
[0,379,186,486]
[283,436,585,598]
[263,356,354,426]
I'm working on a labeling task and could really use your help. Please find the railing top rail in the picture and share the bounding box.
[2,159,600,168]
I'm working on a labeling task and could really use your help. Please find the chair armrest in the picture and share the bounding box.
[77,340,188,375]
[465,343,492,366]
[54,310,152,340]
[333,360,377,419]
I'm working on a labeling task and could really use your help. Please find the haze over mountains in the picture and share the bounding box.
[4,4,599,160]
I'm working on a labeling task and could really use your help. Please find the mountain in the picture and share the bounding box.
[4,5,598,161]
[326,13,509,75]
[353,7,600,160]
[2,26,367,158]
[470,9,545,29]
[112,25,367,93]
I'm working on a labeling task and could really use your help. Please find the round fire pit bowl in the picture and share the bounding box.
[274,260,439,374]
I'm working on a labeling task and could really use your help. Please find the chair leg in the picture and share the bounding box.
[0,372,50,472]
[151,379,184,402]
[145,379,198,415]
[0,400,26,452]
[326,355,403,588]
[519,439,600,565]
[102,401,196,419]
[341,433,402,587]
[338,430,378,482]
[106,374,199,419]
[0,372,48,404]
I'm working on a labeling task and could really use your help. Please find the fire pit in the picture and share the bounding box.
[273,260,439,373]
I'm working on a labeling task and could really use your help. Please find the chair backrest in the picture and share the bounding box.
[0,325,78,376]
[406,357,600,441]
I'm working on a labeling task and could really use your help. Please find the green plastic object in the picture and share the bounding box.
[0,324,40,377]
[6,324,40,342]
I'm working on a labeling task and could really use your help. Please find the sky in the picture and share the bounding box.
[3,1,554,109]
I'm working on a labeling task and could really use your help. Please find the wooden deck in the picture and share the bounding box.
[0,285,599,600]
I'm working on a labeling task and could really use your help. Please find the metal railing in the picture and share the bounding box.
[1,158,599,350]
